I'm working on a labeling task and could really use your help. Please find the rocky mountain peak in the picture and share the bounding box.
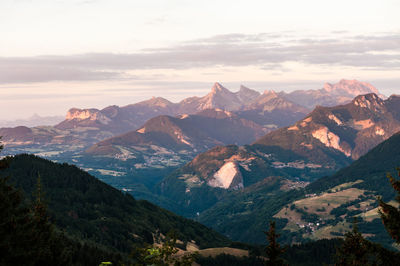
[65,108,111,124]
[238,85,258,95]
[323,79,380,97]
[198,82,242,111]
[141,97,174,108]
[352,93,385,110]
[210,82,230,94]
[236,85,261,102]
[66,108,100,120]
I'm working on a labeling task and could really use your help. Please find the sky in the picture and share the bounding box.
[1,0,400,120]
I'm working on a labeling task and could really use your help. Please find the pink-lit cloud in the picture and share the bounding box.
[1,32,399,84]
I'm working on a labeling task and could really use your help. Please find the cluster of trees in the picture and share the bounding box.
[334,169,400,265]
[335,218,400,265]
[0,146,124,265]
[129,233,195,266]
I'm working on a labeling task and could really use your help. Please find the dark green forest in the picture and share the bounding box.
[0,153,230,265]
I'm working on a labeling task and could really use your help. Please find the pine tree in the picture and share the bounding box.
[0,144,65,265]
[335,218,370,265]
[30,173,59,264]
[379,168,400,243]
[0,152,37,265]
[264,221,285,266]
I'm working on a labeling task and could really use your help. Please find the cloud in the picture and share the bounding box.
[0,64,120,83]
[0,93,96,101]
[1,32,399,83]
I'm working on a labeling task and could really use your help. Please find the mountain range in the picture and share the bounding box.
[57,79,378,134]
[0,79,389,211]
[0,82,307,150]
[194,130,400,247]
[156,93,400,217]
[0,80,390,214]
[1,79,378,150]
[54,82,312,137]
[280,79,385,109]
[2,78,400,262]
[83,109,269,179]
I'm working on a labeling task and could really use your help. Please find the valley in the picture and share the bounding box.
[4,2,400,264]
[2,79,400,252]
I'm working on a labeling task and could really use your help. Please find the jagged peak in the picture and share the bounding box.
[353,93,382,101]
[352,93,385,109]
[323,79,379,96]
[236,85,260,102]
[210,82,230,94]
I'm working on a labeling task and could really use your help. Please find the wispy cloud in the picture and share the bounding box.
[1,32,399,83]
[0,64,119,83]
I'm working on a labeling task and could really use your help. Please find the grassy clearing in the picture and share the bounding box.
[193,247,249,258]
[297,188,364,214]
[310,221,351,240]
[359,207,381,222]
[96,169,126,177]
[275,187,365,236]
[275,188,365,222]
[329,180,364,192]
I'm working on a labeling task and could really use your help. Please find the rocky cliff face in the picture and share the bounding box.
[65,108,111,124]
[207,161,244,190]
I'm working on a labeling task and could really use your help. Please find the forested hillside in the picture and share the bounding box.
[0,154,230,254]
